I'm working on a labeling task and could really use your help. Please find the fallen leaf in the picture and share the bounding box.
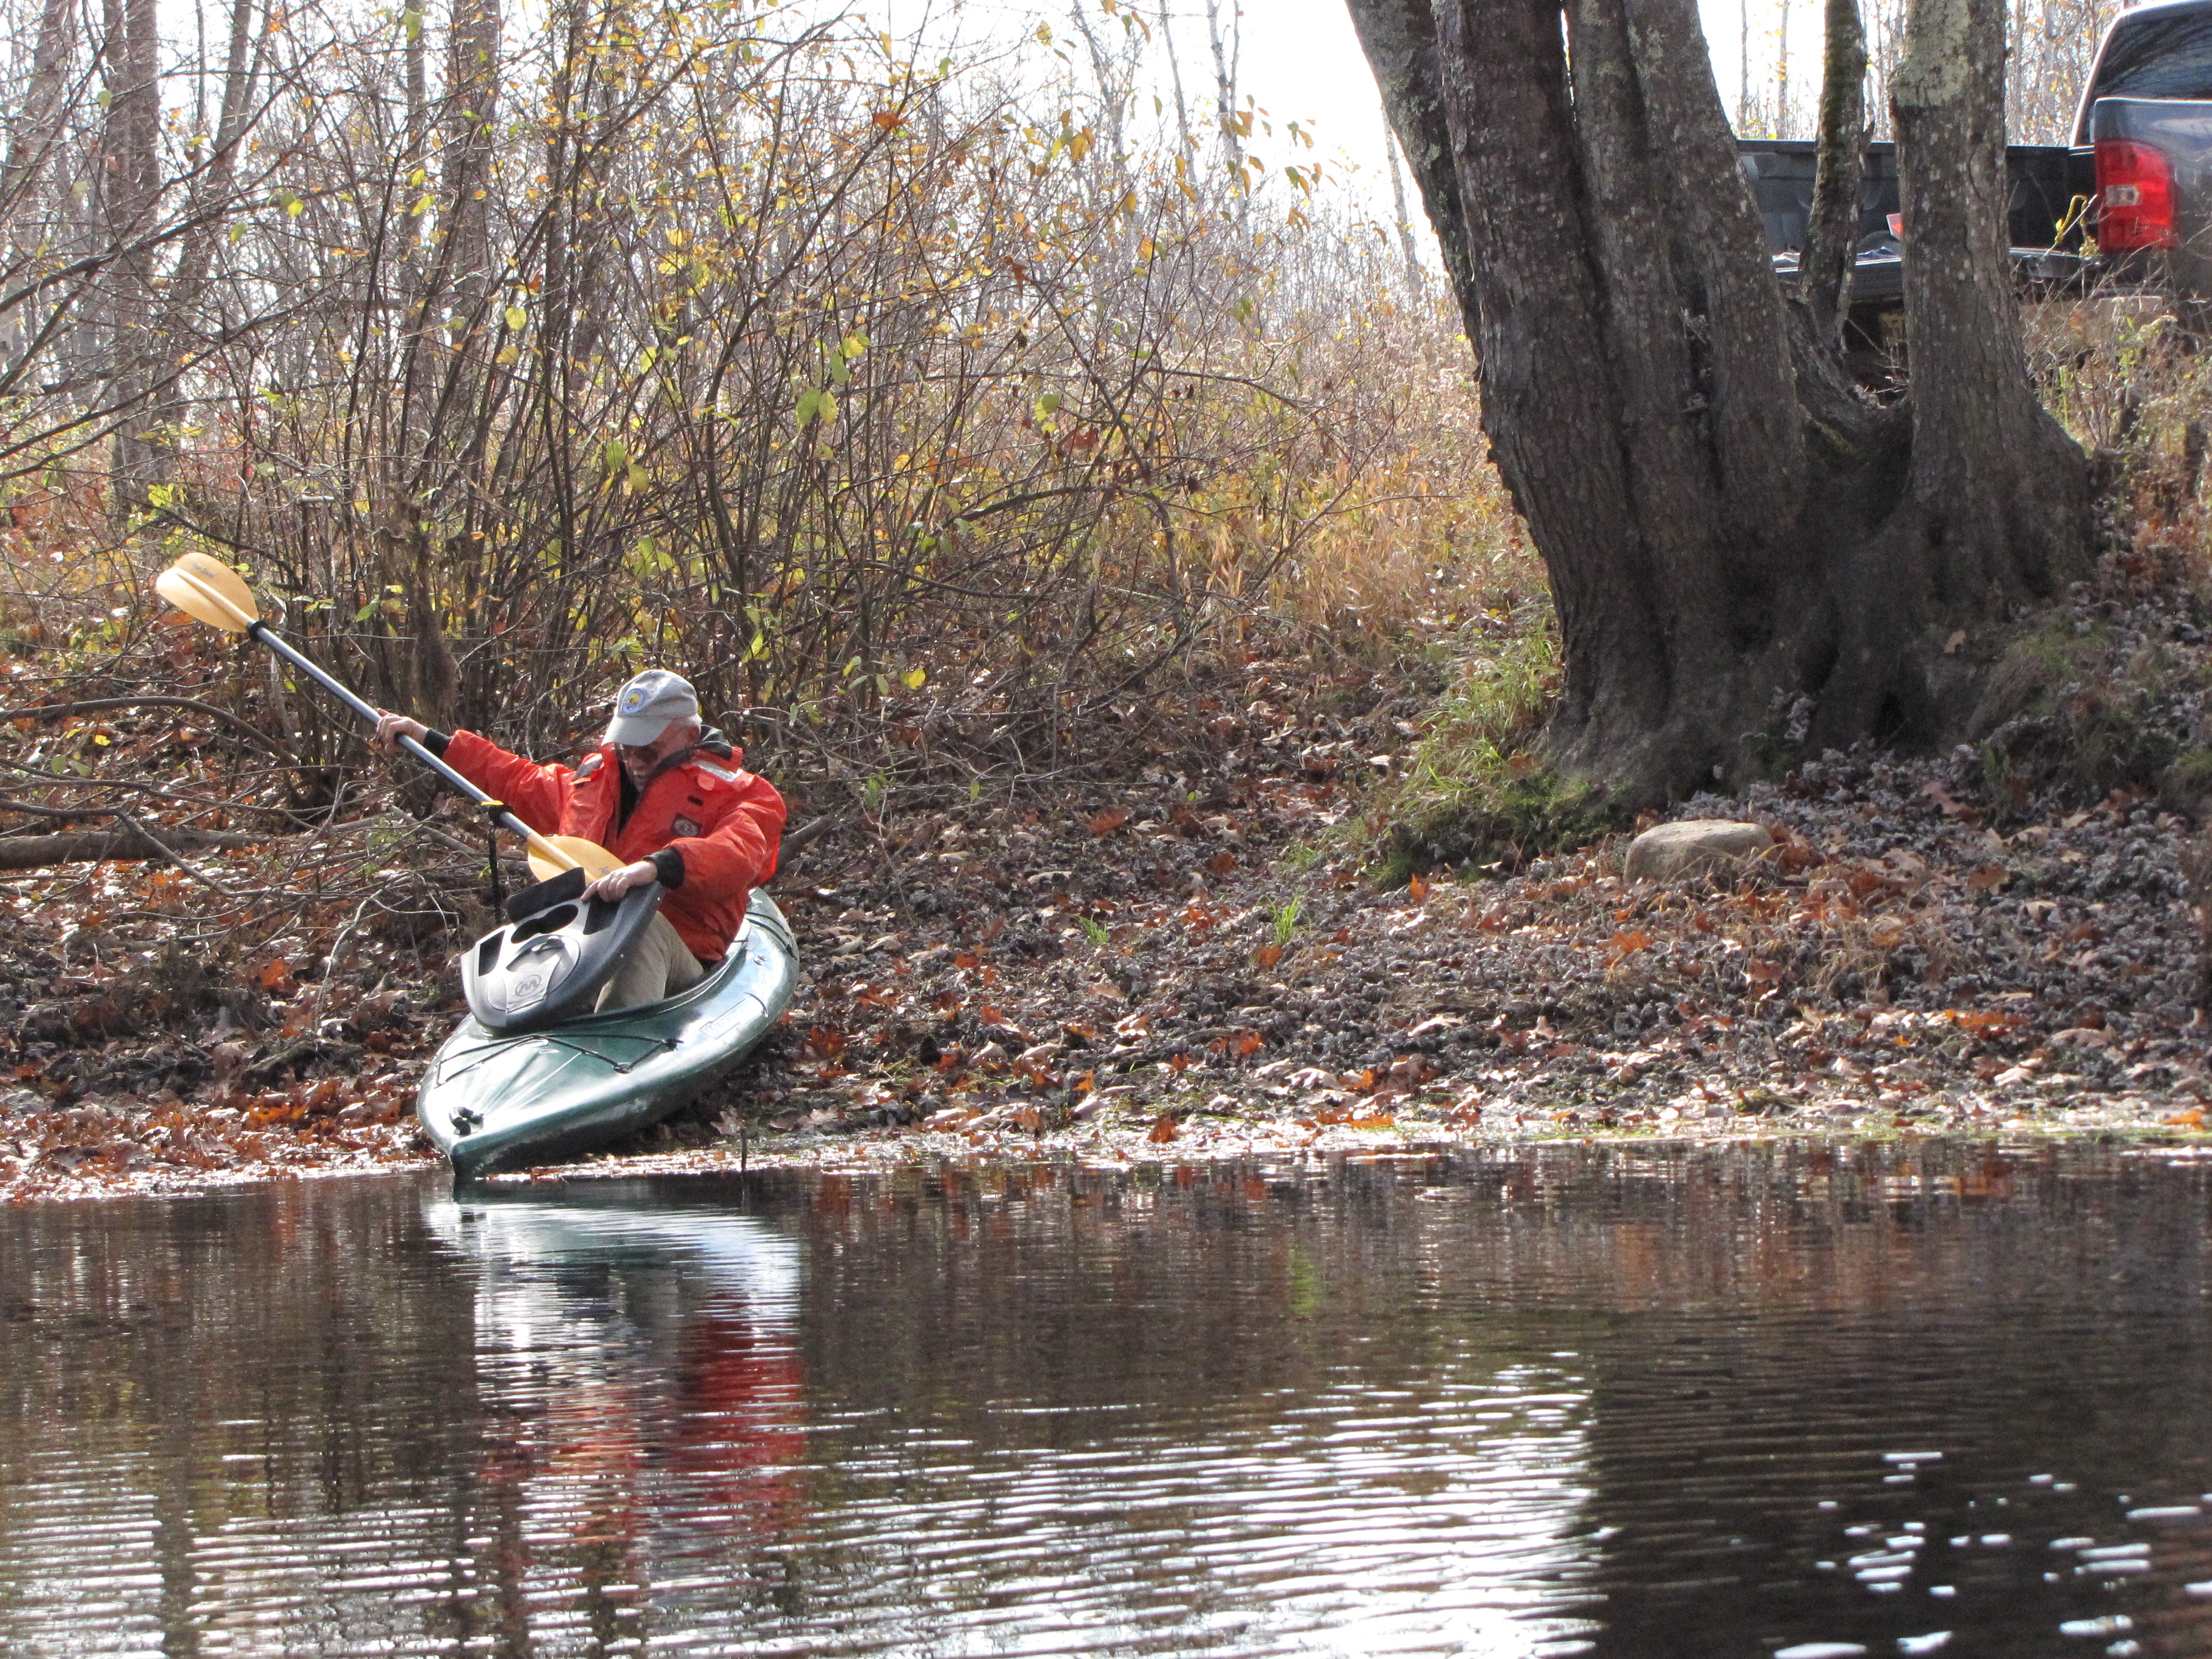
[1604,928,1652,965]
[1409,873,1429,902]
[1147,1113,1179,1143]
[1950,1009,2023,1038]
[1967,863,2008,893]
[1254,942,1284,969]
[2164,1106,2205,1128]
[1922,780,1984,826]
[258,958,294,992]
[1210,850,1237,876]
[1088,806,1132,837]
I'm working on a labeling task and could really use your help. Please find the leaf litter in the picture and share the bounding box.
[10,575,2212,1197]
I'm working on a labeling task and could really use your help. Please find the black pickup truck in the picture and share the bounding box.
[1740,141,2085,317]
[1740,0,2212,319]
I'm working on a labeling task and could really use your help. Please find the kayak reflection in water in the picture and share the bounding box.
[424,1187,810,1577]
[375,668,785,1011]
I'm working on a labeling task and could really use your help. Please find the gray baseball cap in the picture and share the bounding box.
[605,669,700,745]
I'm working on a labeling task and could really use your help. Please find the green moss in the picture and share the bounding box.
[1969,615,2200,806]
[1358,611,1624,882]
[2166,745,2212,802]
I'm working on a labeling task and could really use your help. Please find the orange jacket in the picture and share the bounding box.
[442,729,784,963]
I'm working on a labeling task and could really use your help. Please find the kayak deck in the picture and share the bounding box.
[417,891,798,1178]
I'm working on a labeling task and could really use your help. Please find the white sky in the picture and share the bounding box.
[1215,0,1822,192]
[854,0,1849,271]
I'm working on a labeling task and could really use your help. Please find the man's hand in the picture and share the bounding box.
[373,710,428,755]
[584,859,660,903]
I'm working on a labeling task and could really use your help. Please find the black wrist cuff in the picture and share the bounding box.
[649,848,686,888]
[423,728,451,757]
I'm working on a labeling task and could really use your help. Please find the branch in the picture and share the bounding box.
[1,696,292,756]
[0,822,267,870]
[109,811,247,897]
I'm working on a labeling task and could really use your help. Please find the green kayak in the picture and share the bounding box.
[417,891,799,1179]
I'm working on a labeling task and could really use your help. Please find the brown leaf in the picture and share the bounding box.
[1253,942,1284,970]
[2165,1105,2206,1128]
[1604,928,1652,965]
[1951,1008,2022,1038]
[1921,780,1984,826]
[1232,1030,1264,1057]
[1088,806,1132,837]
[258,958,294,992]
[1146,1113,1179,1144]
[1408,873,1429,902]
[1210,850,1237,876]
[1967,864,2009,893]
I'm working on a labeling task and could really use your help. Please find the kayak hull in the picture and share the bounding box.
[416,891,798,1179]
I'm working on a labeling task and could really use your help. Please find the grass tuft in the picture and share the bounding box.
[1353,607,1622,882]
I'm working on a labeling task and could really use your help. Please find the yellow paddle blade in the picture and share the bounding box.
[528,835,624,882]
[154,552,258,633]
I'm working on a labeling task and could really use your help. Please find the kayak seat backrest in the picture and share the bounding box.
[461,880,664,1034]
[512,902,580,943]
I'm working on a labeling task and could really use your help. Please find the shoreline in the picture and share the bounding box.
[8,1101,2210,1204]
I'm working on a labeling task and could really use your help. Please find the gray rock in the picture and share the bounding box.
[1624,819,1775,882]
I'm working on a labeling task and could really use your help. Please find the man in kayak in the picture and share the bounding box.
[374,669,784,1009]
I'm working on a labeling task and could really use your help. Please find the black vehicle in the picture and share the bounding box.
[1739,0,2212,324]
[1736,139,2088,320]
[2071,0,2212,304]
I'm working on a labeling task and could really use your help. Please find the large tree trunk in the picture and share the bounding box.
[1346,0,2090,808]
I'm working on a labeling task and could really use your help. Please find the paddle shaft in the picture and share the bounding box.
[245,618,577,872]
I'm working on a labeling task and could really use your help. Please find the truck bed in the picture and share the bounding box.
[1737,139,2092,313]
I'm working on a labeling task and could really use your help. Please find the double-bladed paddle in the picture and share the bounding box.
[154,551,619,880]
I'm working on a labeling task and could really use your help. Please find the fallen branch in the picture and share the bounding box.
[1,696,292,757]
[112,810,247,897]
[0,822,268,870]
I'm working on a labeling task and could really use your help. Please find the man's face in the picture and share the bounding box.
[615,719,694,786]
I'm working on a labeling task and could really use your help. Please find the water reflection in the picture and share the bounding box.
[422,1190,810,1647]
[2,1145,2211,1656]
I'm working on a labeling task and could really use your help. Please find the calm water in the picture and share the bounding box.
[4,1145,2212,1658]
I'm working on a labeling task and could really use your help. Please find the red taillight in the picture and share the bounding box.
[2096,138,2177,250]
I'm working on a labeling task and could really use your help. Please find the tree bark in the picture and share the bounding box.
[1384,132,1427,301]
[1345,0,2090,809]
[1801,0,1868,341]
[0,825,264,871]
[1888,0,2086,611]
[101,0,162,519]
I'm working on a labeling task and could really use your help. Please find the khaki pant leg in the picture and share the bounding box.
[595,911,706,1012]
